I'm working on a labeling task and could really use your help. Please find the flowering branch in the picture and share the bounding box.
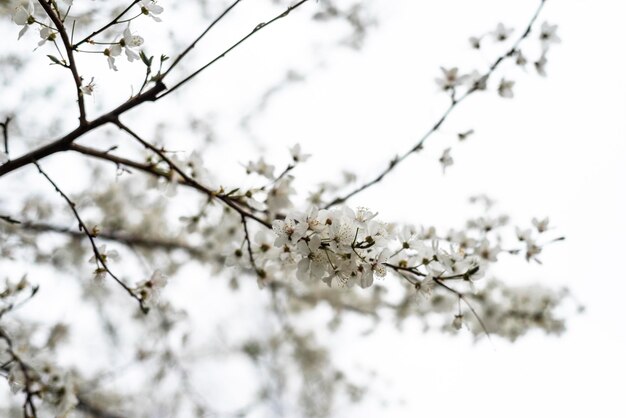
[113,119,272,228]
[324,0,547,209]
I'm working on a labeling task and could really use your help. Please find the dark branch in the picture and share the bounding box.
[73,1,141,48]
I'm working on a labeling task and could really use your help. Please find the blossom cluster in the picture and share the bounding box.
[267,206,499,296]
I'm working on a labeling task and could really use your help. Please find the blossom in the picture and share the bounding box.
[452,314,464,330]
[476,239,500,262]
[532,217,550,233]
[469,36,481,49]
[13,0,35,39]
[104,25,144,70]
[296,236,326,281]
[466,71,487,92]
[492,23,513,42]
[539,22,561,48]
[80,77,96,96]
[289,143,311,163]
[515,50,528,67]
[134,270,168,307]
[457,129,474,141]
[140,0,164,22]
[415,276,435,299]
[272,216,307,247]
[37,25,56,47]
[435,67,468,91]
[534,53,548,77]
[516,227,533,242]
[266,176,294,215]
[244,157,275,179]
[439,147,453,172]
[89,245,119,265]
[497,78,515,98]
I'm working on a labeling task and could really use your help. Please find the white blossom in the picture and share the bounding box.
[140,0,164,22]
[13,0,35,40]
[104,25,144,70]
[134,270,168,307]
[37,25,56,47]
[534,53,548,77]
[469,36,481,49]
[89,245,119,264]
[498,78,515,98]
[492,23,514,42]
[539,22,561,48]
[532,217,550,233]
[439,147,453,172]
[245,157,275,179]
[289,143,311,163]
[435,67,468,91]
[80,77,96,96]
[452,314,464,330]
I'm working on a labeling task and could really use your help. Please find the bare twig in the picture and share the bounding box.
[162,0,245,78]
[157,0,312,100]
[73,1,141,48]
[0,117,11,156]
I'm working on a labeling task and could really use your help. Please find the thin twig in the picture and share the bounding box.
[33,162,147,312]
[73,1,141,48]
[37,0,87,125]
[0,117,11,156]
[157,0,312,100]
[162,0,245,78]
[433,277,492,342]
